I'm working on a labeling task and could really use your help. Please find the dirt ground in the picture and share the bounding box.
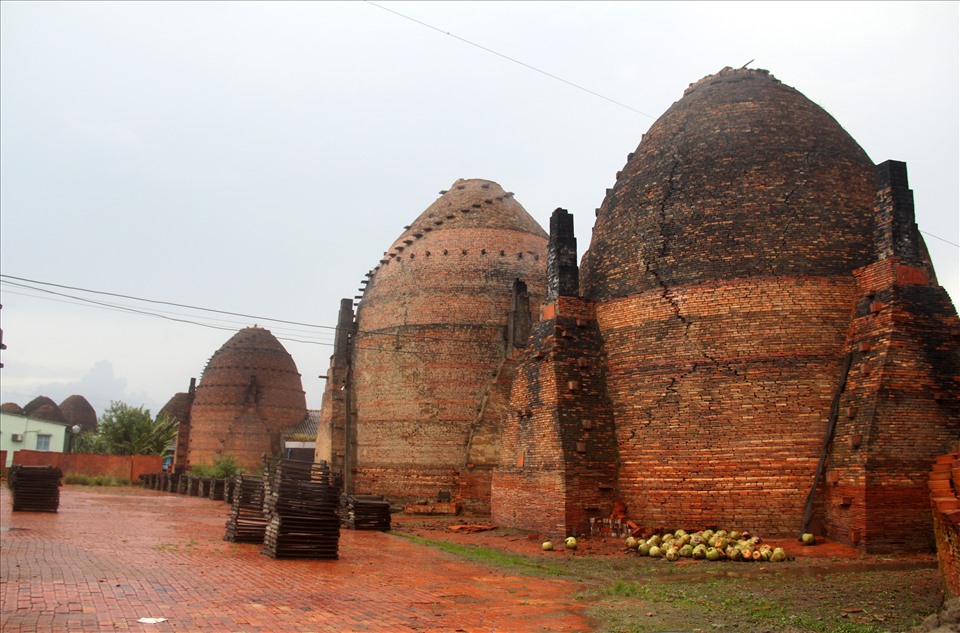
[1,484,950,633]
[393,515,949,633]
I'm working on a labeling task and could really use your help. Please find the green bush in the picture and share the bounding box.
[188,455,243,479]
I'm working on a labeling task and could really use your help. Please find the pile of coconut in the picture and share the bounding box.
[624,529,797,562]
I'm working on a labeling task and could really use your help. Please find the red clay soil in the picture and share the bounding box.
[0,485,592,632]
[395,514,875,562]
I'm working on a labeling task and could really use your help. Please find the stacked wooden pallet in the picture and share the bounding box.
[8,465,62,512]
[261,459,340,559]
[223,474,267,543]
[339,494,391,531]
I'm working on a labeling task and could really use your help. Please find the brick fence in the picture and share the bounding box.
[11,450,161,483]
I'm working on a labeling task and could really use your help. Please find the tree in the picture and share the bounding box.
[77,401,178,456]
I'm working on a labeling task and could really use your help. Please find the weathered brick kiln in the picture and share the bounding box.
[491,67,959,552]
[183,326,307,472]
[315,179,549,513]
[316,68,958,552]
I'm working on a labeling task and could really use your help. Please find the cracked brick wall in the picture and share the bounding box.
[581,68,876,302]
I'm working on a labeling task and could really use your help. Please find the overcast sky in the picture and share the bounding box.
[1,1,957,419]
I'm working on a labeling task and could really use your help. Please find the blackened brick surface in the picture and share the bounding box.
[581,67,876,302]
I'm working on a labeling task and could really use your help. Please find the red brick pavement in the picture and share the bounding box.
[1,485,593,632]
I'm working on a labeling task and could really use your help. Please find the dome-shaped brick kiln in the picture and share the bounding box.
[187,326,306,471]
[59,395,98,433]
[317,179,549,512]
[492,68,959,552]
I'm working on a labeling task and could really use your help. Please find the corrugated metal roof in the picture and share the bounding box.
[283,409,320,439]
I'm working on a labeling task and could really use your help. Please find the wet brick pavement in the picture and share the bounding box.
[1,485,592,632]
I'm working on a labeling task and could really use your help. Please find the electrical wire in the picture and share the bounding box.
[920,229,959,249]
[0,274,524,347]
[365,1,657,119]
[1,274,333,331]
[0,276,513,360]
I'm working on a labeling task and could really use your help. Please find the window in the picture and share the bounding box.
[36,434,51,451]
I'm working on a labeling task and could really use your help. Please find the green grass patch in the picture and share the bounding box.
[394,533,569,577]
[63,473,131,486]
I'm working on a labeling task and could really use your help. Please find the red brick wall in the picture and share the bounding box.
[12,450,161,483]
[825,260,960,551]
[595,276,854,535]
[930,452,960,597]
[493,297,618,537]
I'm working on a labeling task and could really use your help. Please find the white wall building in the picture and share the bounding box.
[0,412,76,467]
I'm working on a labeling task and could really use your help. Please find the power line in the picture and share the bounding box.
[0,274,523,347]
[0,274,334,331]
[365,1,657,120]
[920,229,960,249]
[2,282,499,361]
[0,275,517,357]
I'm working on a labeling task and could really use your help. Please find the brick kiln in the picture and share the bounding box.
[313,68,958,552]
[491,67,959,552]
[183,326,307,472]
[315,179,549,513]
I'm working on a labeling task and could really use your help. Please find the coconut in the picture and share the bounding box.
[689,534,704,546]
[638,542,651,556]
[701,529,715,540]
[729,531,742,541]
[625,536,638,550]
[740,547,753,561]
[726,546,743,561]
[692,544,707,560]
[565,536,578,550]
[770,547,787,562]
[679,544,694,558]
[801,533,816,546]
[649,545,663,558]
[705,547,721,561]
[674,529,688,538]
[715,530,728,538]
[665,546,680,561]
[713,537,729,550]
[661,534,675,545]
[647,535,662,547]
[752,550,763,562]
[542,541,554,551]
[760,549,771,562]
